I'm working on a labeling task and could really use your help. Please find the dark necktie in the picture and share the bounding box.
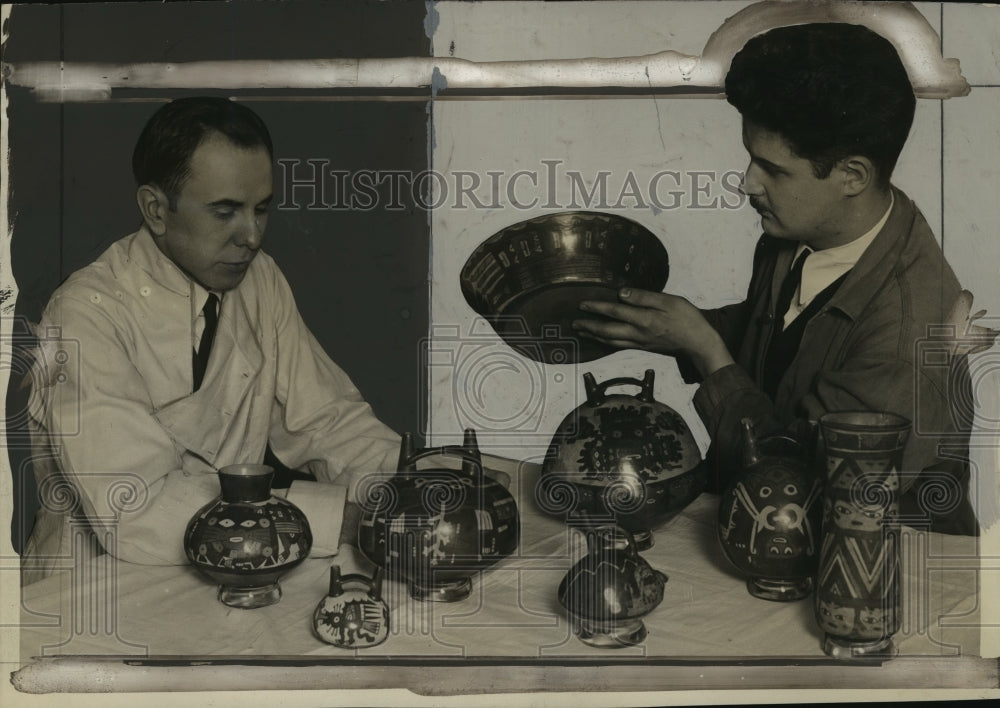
[774,250,810,329]
[193,293,219,392]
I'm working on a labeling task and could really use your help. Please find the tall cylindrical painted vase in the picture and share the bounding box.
[815,412,910,658]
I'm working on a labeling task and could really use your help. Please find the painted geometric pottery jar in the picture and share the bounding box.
[815,411,910,658]
[184,464,312,609]
[313,565,389,649]
[357,429,519,602]
[718,418,822,602]
[540,370,704,550]
[558,525,668,647]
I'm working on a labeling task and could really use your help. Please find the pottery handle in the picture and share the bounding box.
[399,446,485,478]
[583,372,600,404]
[397,433,416,472]
[619,526,643,559]
[740,418,760,469]
[639,369,656,402]
[585,524,639,558]
[584,372,655,407]
[461,428,483,478]
[328,565,342,596]
[809,419,826,478]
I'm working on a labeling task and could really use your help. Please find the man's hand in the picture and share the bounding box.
[573,288,735,379]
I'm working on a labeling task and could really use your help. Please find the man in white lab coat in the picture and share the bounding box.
[22,97,400,583]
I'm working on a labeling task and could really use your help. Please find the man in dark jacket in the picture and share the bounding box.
[573,23,992,535]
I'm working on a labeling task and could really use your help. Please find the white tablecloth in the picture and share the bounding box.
[19,461,980,661]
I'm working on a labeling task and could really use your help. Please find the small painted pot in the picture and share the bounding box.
[184,464,312,609]
[313,566,389,649]
[558,525,668,647]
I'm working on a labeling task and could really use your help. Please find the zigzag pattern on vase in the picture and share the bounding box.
[817,532,897,599]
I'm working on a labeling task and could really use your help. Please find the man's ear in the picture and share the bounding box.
[837,155,876,197]
[136,184,170,236]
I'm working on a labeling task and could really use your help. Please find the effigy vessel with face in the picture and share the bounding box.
[717,418,822,601]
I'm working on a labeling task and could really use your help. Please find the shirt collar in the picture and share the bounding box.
[191,282,223,327]
[795,191,894,306]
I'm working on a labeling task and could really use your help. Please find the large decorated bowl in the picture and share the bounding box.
[540,370,705,549]
[460,211,669,364]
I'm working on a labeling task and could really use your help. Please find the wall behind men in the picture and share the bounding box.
[3,0,433,553]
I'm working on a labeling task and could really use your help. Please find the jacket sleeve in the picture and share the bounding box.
[31,292,221,566]
[692,278,952,494]
[264,264,400,497]
[692,363,805,491]
[675,301,752,386]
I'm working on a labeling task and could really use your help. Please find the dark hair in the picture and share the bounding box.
[132,96,273,209]
[725,23,915,185]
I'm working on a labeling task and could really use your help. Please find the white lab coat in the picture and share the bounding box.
[22,228,400,584]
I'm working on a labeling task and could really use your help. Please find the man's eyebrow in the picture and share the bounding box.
[206,198,243,208]
[206,195,273,209]
[752,156,786,174]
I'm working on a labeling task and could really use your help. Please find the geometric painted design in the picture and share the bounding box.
[717,459,822,580]
[185,496,311,572]
[558,529,667,623]
[539,380,705,542]
[313,590,390,649]
[574,405,688,481]
[357,469,519,593]
[547,395,701,484]
[824,455,900,493]
[816,421,905,641]
[817,532,897,599]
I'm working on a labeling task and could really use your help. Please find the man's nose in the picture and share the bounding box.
[234,213,264,250]
[740,164,763,197]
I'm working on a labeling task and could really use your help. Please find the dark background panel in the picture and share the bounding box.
[3,0,433,61]
[5,1,432,553]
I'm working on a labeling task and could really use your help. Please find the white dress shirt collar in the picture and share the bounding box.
[783,192,894,329]
[191,282,223,350]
